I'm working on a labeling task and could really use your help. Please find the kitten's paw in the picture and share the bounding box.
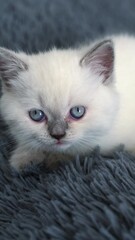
[9,149,44,171]
[9,154,29,171]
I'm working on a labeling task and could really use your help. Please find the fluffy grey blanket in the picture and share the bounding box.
[1,0,135,239]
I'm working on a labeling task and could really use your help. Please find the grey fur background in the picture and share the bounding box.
[1,0,135,239]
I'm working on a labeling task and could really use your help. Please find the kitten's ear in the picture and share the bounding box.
[80,40,114,85]
[0,47,28,89]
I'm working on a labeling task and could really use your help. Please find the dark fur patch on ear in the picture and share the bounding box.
[80,40,114,84]
[0,48,28,89]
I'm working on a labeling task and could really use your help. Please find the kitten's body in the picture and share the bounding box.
[99,36,135,155]
[0,35,135,169]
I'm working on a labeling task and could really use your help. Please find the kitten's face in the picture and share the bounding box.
[0,41,119,154]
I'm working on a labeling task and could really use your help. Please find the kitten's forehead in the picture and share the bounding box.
[27,49,84,104]
[28,49,82,87]
[23,48,97,112]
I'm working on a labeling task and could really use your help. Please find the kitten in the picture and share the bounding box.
[0,35,134,170]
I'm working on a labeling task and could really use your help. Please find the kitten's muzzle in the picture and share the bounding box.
[48,120,68,140]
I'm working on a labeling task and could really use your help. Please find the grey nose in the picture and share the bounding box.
[48,121,68,140]
[48,120,68,140]
[50,132,66,140]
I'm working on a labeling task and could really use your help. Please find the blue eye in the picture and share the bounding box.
[29,109,46,122]
[70,106,86,119]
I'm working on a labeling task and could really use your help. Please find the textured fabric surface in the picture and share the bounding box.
[1,0,135,239]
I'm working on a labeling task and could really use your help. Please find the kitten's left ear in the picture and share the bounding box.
[80,40,114,85]
[0,47,28,89]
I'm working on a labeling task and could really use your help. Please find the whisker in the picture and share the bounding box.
[74,135,98,152]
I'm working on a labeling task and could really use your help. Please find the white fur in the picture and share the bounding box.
[0,35,135,169]
[99,35,135,155]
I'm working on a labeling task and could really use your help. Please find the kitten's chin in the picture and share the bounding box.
[52,142,84,155]
[52,142,71,152]
[41,141,72,153]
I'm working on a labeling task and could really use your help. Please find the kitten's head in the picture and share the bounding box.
[0,40,119,154]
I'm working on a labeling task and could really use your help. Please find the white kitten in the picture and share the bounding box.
[0,35,134,170]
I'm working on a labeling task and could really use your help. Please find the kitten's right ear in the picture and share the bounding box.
[80,40,114,85]
[0,47,28,89]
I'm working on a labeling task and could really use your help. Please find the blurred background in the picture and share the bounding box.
[0,0,135,52]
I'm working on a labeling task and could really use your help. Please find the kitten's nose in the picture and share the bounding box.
[50,132,66,140]
[48,120,68,140]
